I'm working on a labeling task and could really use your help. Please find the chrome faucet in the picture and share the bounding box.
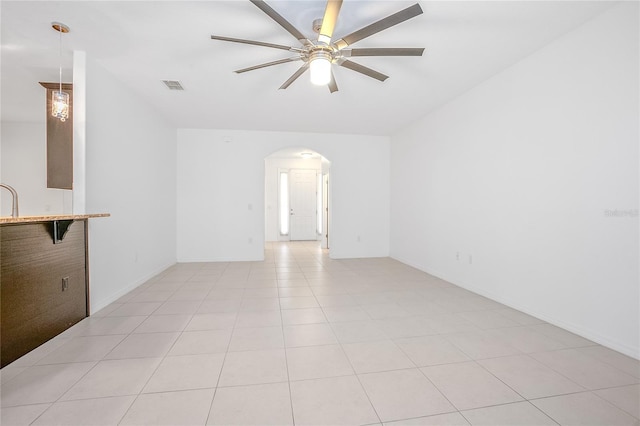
[0,183,19,218]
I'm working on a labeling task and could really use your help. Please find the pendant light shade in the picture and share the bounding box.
[51,90,70,121]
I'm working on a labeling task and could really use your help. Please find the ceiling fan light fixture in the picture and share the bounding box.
[309,51,332,86]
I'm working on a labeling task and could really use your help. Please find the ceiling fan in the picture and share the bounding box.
[210,0,424,93]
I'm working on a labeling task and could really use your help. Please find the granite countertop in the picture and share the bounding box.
[0,213,110,224]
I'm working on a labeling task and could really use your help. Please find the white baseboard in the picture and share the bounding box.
[391,254,640,360]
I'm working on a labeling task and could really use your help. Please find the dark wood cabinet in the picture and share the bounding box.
[1,220,88,367]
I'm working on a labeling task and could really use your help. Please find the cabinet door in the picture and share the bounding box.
[1,220,87,367]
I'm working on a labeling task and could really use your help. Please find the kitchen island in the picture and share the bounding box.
[0,213,109,367]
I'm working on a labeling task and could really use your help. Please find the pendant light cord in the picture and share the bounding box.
[58,25,63,93]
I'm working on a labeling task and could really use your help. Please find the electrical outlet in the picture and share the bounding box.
[62,277,69,291]
[456,252,460,261]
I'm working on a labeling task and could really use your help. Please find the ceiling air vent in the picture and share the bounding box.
[162,80,184,90]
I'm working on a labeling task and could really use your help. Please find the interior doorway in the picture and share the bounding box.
[264,148,331,250]
[289,169,318,241]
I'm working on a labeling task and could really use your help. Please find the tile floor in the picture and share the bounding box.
[1,242,639,425]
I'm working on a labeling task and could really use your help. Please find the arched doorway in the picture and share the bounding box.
[264,147,331,252]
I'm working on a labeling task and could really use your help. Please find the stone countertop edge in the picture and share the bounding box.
[0,213,111,224]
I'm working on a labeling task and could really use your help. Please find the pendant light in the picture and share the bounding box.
[51,22,70,122]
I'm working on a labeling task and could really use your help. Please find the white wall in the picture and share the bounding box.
[390,3,639,358]
[85,59,177,313]
[177,129,390,261]
[264,155,322,242]
[1,122,72,216]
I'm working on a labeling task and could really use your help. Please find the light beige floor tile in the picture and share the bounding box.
[493,308,545,325]
[104,332,179,359]
[0,403,51,425]
[206,288,244,300]
[489,326,568,353]
[184,312,236,331]
[240,297,280,312]
[359,368,455,422]
[168,288,210,301]
[343,340,415,374]
[528,324,596,348]
[283,323,338,347]
[383,412,470,425]
[278,287,314,297]
[106,302,161,317]
[153,300,201,315]
[281,308,327,325]
[362,303,412,320]
[310,285,350,296]
[376,317,436,339]
[290,375,379,426]
[207,382,293,425]
[235,310,282,328]
[422,362,523,410]
[218,349,288,387]
[4,336,72,367]
[168,329,231,356]
[60,358,161,401]
[286,344,354,381]
[421,314,479,335]
[1,362,95,407]
[120,388,215,425]
[395,335,471,367]
[229,326,284,351]
[143,353,225,393]
[35,335,126,364]
[331,320,388,343]
[242,288,279,298]
[0,365,27,383]
[315,294,358,307]
[280,296,320,309]
[73,316,147,336]
[461,401,556,425]
[32,395,135,425]
[128,291,174,303]
[479,354,585,399]
[455,310,520,329]
[531,348,639,390]
[323,306,371,323]
[133,314,192,333]
[444,330,521,360]
[198,299,242,313]
[578,346,640,378]
[595,384,640,419]
[532,391,639,425]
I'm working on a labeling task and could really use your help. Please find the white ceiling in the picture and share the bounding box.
[1,1,615,136]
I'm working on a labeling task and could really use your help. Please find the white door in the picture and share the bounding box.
[290,169,317,241]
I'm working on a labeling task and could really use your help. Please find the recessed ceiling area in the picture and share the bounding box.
[1,1,615,135]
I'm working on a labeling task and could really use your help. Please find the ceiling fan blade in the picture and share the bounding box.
[318,0,343,44]
[279,64,309,90]
[211,35,302,52]
[339,60,388,82]
[343,47,425,57]
[250,0,308,43]
[328,69,339,93]
[333,3,423,50]
[235,57,301,74]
